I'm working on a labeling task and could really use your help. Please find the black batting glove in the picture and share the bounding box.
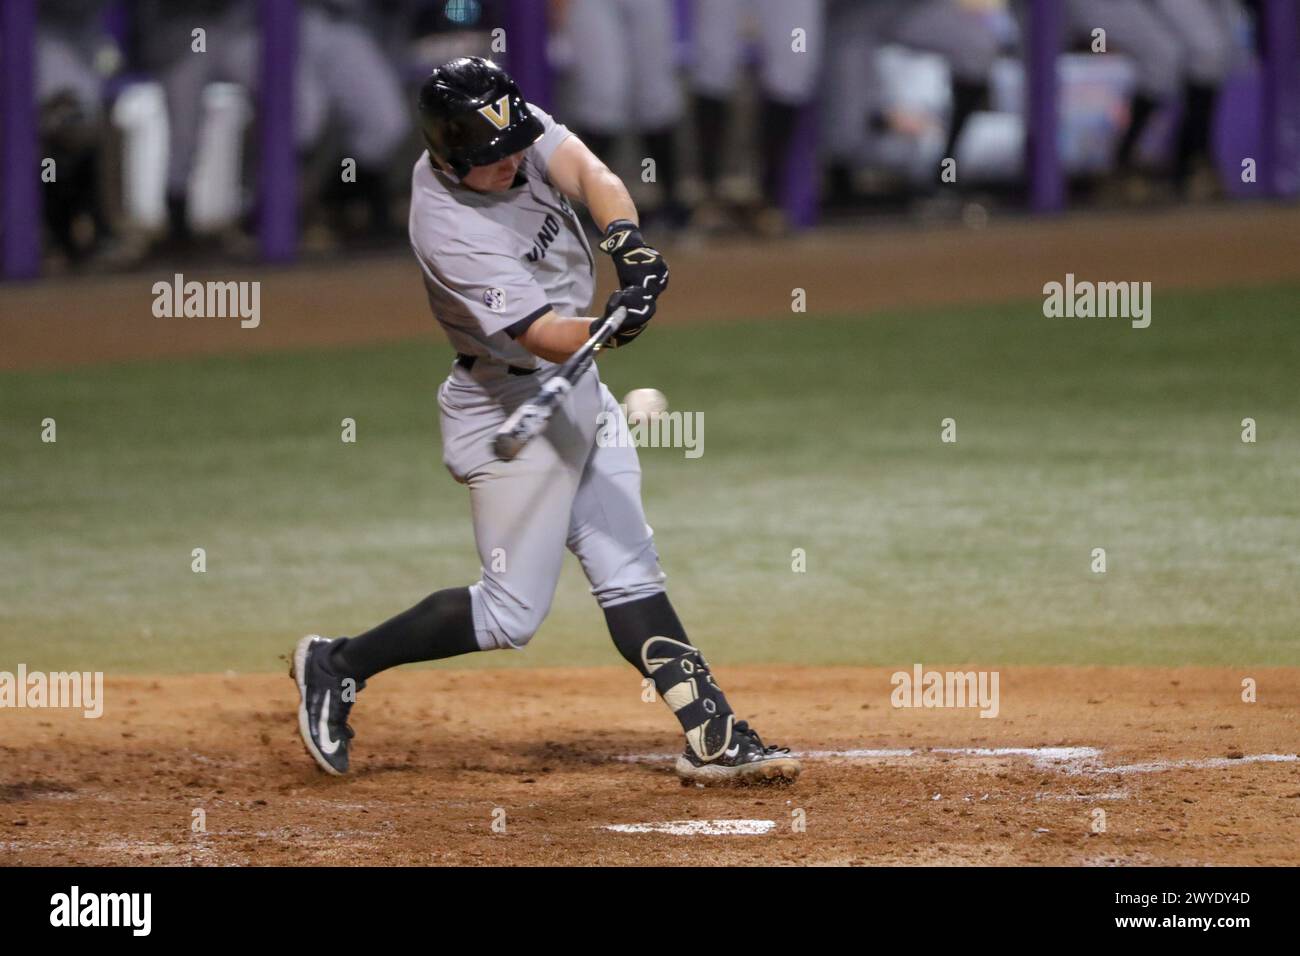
[590,286,656,349]
[599,219,669,296]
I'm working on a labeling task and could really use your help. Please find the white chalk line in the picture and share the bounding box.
[604,820,776,836]
[605,747,1294,832]
[614,746,1299,778]
[1103,753,1298,775]
[1035,789,1131,801]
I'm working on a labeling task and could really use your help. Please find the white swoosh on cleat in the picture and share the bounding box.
[318,690,340,755]
[725,744,740,759]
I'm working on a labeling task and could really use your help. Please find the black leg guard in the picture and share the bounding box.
[602,593,736,761]
[330,586,478,681]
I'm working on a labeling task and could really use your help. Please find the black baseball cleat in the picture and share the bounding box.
[290,635,364,776]
[675,720,801,786]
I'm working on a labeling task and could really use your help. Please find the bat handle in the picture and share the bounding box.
[491,306,628,461]
[592,305,628,348]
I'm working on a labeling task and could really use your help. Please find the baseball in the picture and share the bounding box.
[624,388,668,427]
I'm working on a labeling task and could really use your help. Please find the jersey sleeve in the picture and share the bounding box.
[414,230,553,339]
[522,104,573,183]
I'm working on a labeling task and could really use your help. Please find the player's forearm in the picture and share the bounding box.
[516,310,595,363]
[577,162,638,233]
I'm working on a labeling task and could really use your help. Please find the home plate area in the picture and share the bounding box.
[602,746,1300,846]
[4,667,1298,865]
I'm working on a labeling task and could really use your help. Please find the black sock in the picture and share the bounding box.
[1117,93,1158,169]
[355,164,394,235]
[330,586,478,680]
[166,192,191,243]
[602,591,687,676]
[602,592,735,759]
[759,96,801,203]
[826,161,856,205]
[692,93,729,195]
[640,127,680,207]
[945,79,988,162]
[1174,82,1218,185]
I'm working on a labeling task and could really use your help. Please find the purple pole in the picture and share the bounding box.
[101,0,129,47]
[1,0,41,280]
[259,0,298,262]
[674,0,692,68]
[1261,0,1300,199]
[1025,0,1064,213]
[503,0,551,111]
[783,104,819,229]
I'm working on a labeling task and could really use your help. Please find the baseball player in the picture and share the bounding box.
[37,0,114,263]
[290,57,801,787]
[823,0,1003,179]
[690,0,825,234]
[552,0,688,229]
[1059,0,1245,196]
[140,0,408,243]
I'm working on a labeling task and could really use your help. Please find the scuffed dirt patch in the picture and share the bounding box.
[2,665,1298,866]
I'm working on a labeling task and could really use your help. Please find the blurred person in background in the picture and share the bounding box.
[822,0,1004,207]
[136,0,408,250]
[133,0,255,248]
[37,0,119,265]
[690,0,825,236]
[1151,0,1248,199]
[1062,0,1247,201]
[550,0,688,231]
[301,0,413,241]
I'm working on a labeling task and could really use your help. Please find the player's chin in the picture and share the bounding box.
[471,175,514,193]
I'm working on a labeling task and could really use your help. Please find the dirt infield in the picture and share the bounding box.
[3,666,1297,866]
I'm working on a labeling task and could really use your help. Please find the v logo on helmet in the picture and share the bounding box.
[478,95,512,130]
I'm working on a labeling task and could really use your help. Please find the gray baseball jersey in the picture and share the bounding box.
[408,107,664,653]
[409,105,595,370]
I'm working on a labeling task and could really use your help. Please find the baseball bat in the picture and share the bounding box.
[491,305,627,461]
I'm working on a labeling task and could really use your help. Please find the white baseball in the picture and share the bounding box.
[623,388,668,427]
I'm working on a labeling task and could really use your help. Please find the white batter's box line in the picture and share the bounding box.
[1100,753,1299,776]
[613,746,1300,778]
[602,820,777,836]
[612,746,1098,766]
[1034,790,1131,801]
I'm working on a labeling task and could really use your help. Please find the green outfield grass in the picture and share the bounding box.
[2,283,1298,672]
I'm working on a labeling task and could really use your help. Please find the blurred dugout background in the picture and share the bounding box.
[0,0,1297,279]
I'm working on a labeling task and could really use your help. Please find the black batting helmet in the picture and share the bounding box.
[417,56,544,177]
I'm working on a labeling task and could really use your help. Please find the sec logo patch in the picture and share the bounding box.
[483,287,507,313]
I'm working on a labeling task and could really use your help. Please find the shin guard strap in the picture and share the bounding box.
[642,636,734,761]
